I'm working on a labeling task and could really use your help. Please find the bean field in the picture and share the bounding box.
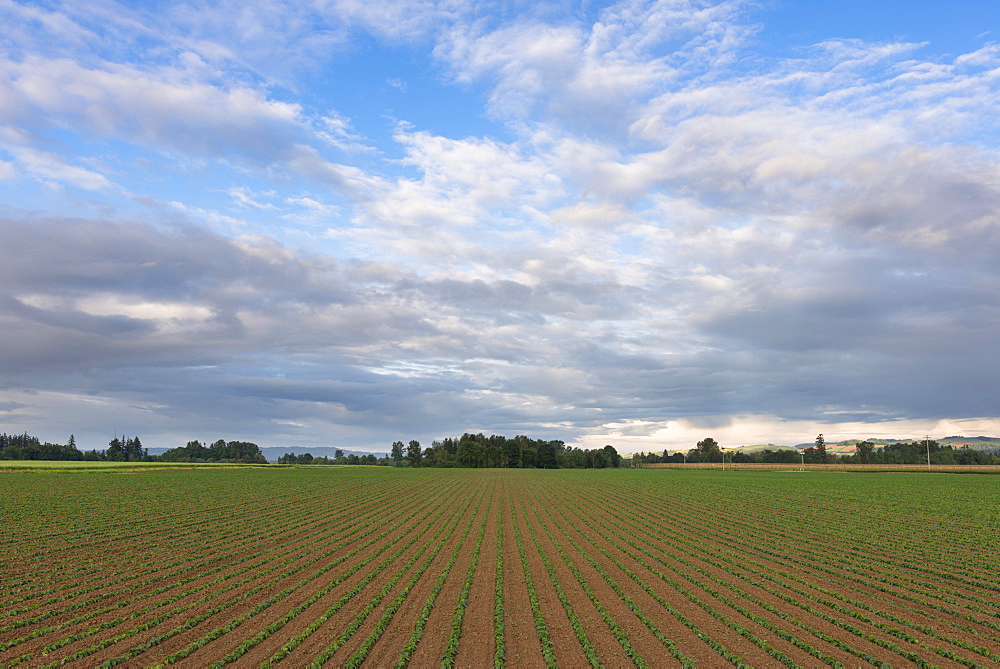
[2,466,999,667]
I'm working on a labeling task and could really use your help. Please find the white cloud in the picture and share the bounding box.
[284,144,385,198]
[0,53,378,200]
[19,291,215,336]
[227,186,278,210]
[394,130,562,208]
[349,129,566,264]
[168,201,249,229]
[434,0,754,131]
[74,295,213,323]
[326,0,457,42]
[11,146,115,191]
[286,196,333,213]
[955,43,1000,68]
[1,54,300,148]
[0,0,101,53]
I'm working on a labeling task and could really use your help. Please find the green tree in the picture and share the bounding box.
[602,444,621,468]
[391,441,404,464]
[856,440,875,464]
[436,442,457,467]
[124,436,145,461]
[457,438,482,467]
[536,440,557,469]
[106,437,126,461]
[485,443,504,468]
[815,434,828,463]
[560,447,586,468]
[407,439,422,467]
[209,439,228,459]
[185,440,206,459]
[587,448,610,468]
[228,441,265,463]
[694,437,721,462]
[502,437,522,468]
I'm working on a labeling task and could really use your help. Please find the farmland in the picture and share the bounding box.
[2,467,999,667]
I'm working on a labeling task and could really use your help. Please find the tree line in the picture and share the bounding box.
[849,438,999,465]
[8,430,996,468]
[631,434,1000,466]
[157,440,266,463]
[277,450,386,465]
[0,433,266,463]
[276,434,624,469]
[0,432,148,462]
[0,433,91,461]
[384,433,623,469]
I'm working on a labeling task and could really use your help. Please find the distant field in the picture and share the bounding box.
[2,467,998,667]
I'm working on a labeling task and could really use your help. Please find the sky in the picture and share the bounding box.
[1,0,999,454]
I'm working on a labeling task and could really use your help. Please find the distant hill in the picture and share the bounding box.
[790,436,1000,455]
[939,436,1000,450]
[730,444,796,453]
[793,441,864,455]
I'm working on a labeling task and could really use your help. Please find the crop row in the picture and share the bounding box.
[4,470,475,666]
[120,476,474,667]
[608,476,1000,641]
[2,474,439,662]
[1,472,390,605]
[534,471,999,667]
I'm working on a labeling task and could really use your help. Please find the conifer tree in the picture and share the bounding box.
[815,434,828,463]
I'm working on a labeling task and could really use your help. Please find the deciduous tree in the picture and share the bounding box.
[695,437,721,462]
[407,439,422,467]
[856,440,874,464]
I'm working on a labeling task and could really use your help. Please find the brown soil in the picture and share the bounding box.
[512,476,638,668]
[397,480,492,667]
[537,480,807,667]
[5,478,447,666]
[496,475,548,668]
[587,478,982,668]
[192,478,477,667]
[452,473,502,667]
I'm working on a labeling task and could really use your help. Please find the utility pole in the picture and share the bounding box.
[799,449,804,472]
[925,435,931,472]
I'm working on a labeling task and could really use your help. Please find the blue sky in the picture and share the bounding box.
[1,0,999,453]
